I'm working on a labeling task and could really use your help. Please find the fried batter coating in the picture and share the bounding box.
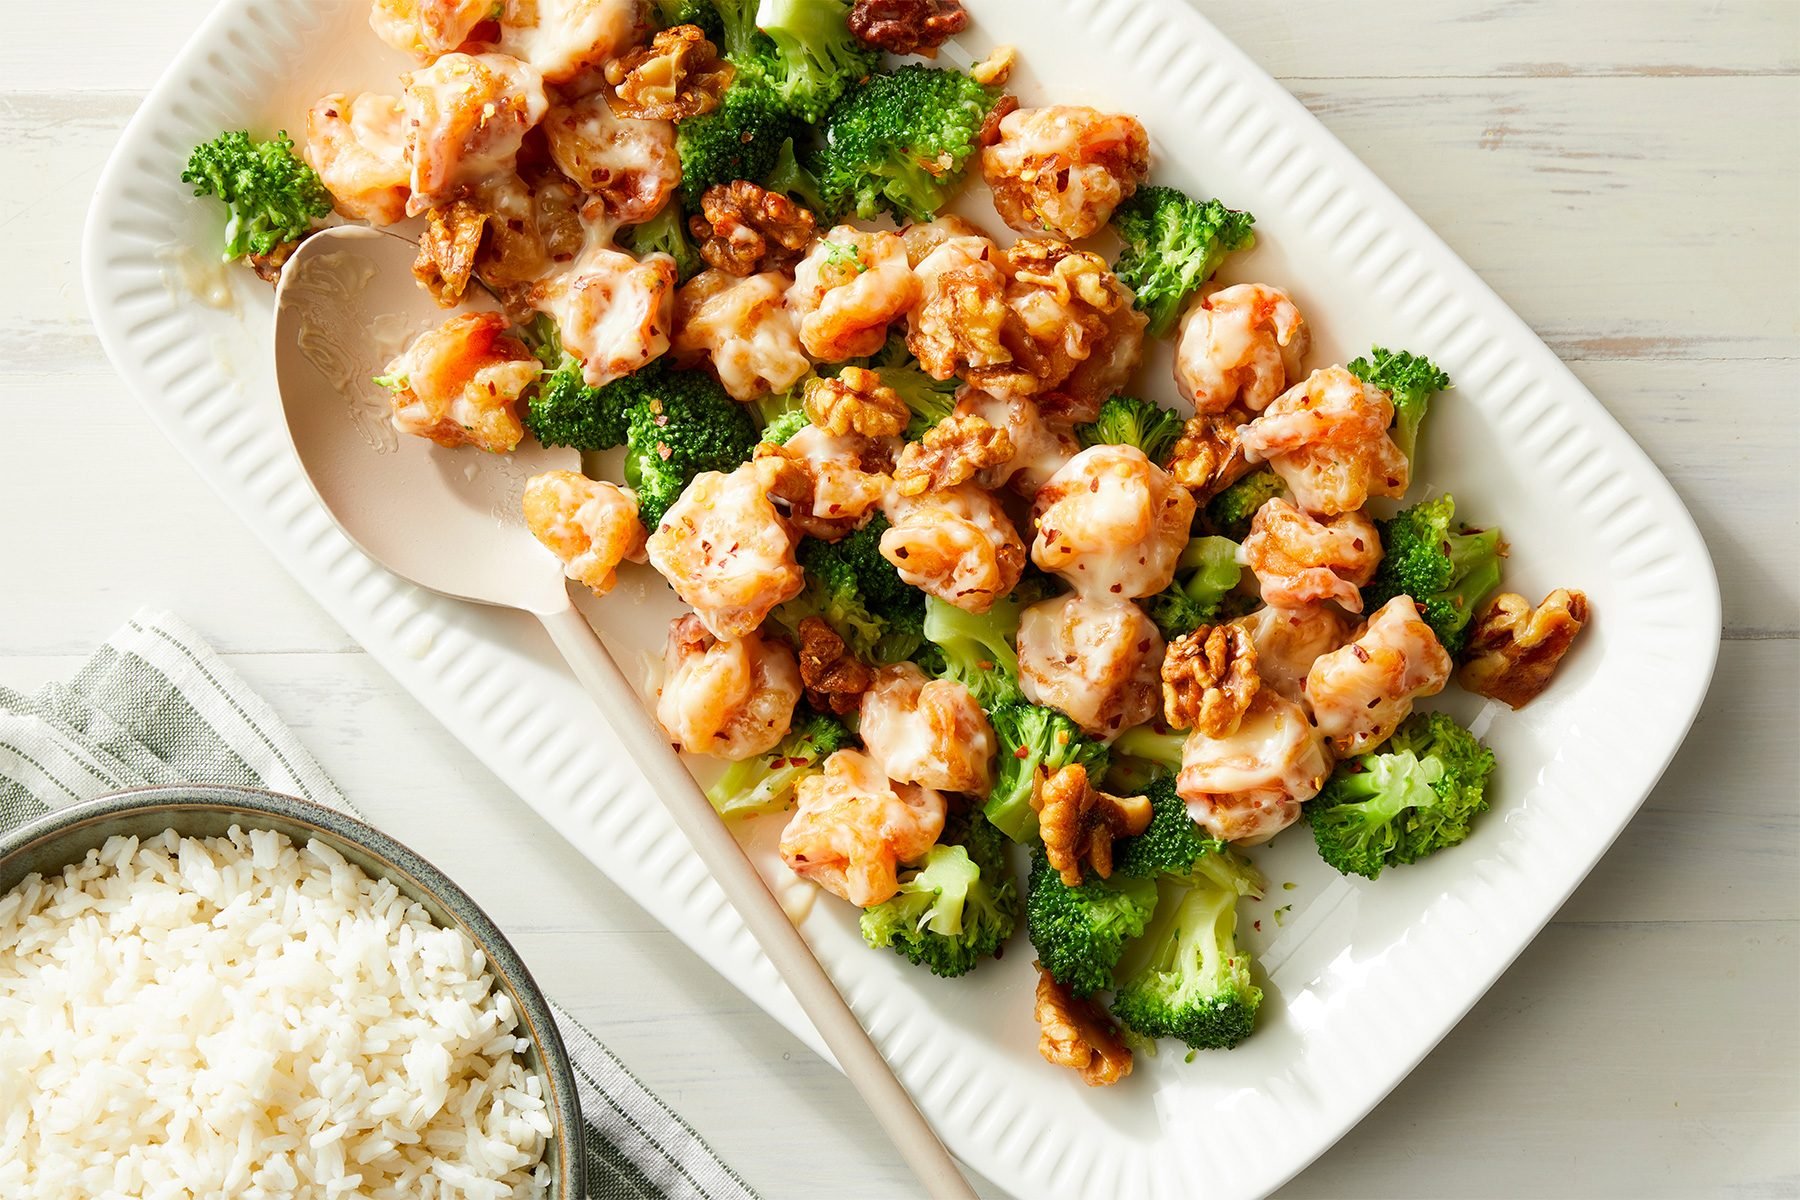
[496,0,646,84]
[1177,690,1330,845]
[859,663,997,794]
[604,24,734,121]
[1459,589,1590,709]
[756,426,893,540]
[1240,498,1381,613]
[879,484,1025,613]
[531,244,677,387]
[1030,444,1194,600]
[981,106,1150,240]
[370,0,493,59]
[953,389,1077,496]
[906,222,1011,381]
[779,749,947,906]
[304,92,413,226]
[401,52,549,217]
[1173,283,1309,416]
[522,470,646,595]
[1232,602,1353,704]
[1305,595,1452,754]
[380,311,536,452]
[1017,593,1164,740]
[542,93,679,224]
[672,269,811,402]
[413,199,488,306]
[644,458,806,640]
[1240,365,1409,516]
[788,227,921,362]
[656,615,802,760]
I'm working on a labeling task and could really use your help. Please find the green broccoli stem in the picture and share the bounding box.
[1112,726,1186,776]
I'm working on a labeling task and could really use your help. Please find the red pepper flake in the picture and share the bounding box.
[1253,920,1262,932]
[1013,745,1031,760]
[1351,644,1370,662]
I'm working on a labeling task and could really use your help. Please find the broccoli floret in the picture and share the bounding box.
[1025,852,1159,997]
[748,0,880,123]
[518,316,634,450]
[866,334,958,438]
[773,517,927,663]
[1110,186,1256,339]
[181,130,331,261]
[815,65,998,223]
[676,81,797,209]
[921,592,1028,710]
[1111,723,1187,780]
[654,0,724,39]
[1110,858,1263,1050]
[1144,536,1243,640]
[1076,396,1187,465]
[706,711,851,819]
[1309,711,1496,879]
[1204,470,1285,541]
[985,701,1112,844]
[764,136,828,214]
[618,201,702,281]
[624,366,761,529]
[761,407,811,444]
[1348,346,1451,467]
[860,812,1018,977]
[1364,494,1503,655]
[1114,774,1225,880]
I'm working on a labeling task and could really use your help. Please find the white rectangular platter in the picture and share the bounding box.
[84,1,1721,1196]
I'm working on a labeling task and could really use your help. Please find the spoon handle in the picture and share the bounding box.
[536,602,978,1200]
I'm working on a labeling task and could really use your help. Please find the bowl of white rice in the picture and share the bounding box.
[0,785,583,1200]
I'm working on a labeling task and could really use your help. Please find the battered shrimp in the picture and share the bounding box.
[858,663,997,794]
[643,458,805,640]
[1017,593,1164,740]
[656,616,802,760]
[879,483,1026,614]
[378,311,537,452]
[1239,365,1410,516]
[369,0,492,59]
[757,425,894,540]
[671,269,811,402]
[1177,690,1330,845]
[1233,603,1353,703]
[1173,284,1309,415]
[1305,595,1452,754]
[906,222,1011,381]
[304,93,412,225]
[779,749,947,906]
[981,105,1151,240]
[402,52,548,217]
[787,227,920,362]
[1030,445,1195,600]
[497,0,646,83]
[522,470,646,595]
[542,93,679,224]
[531,244,677,387]
[1240,498,1382,613]
[954,390,1077,496]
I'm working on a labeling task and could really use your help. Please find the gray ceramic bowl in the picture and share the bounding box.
[0,785,585,1200]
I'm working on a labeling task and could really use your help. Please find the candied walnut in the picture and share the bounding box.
[542,93,679,224]
[788,227,921,362]
[379,311,537,453]
[1017,593,1164,739]
[796,616,874,717]
[755,426,893,540]
[672,269,811,402]
[955,390,1073,496]
[605,24,734,121]
[970,45,1016,88]
[471,171,586,299]
[892,413,1014,497]
[413,200,488,306]
[859,663,997,794]
[1177,690,1328,845]
[1305,595,1452,754]
[1168,412,1254,501]
[1031,444,1194,600]
[656,616,802,760]
[1033,964,1133,1087]
[248,239,300,284]
[1240,365,1409,516]
[522,470,646,595]
[1459,589,1590,709]
[1033,763,1151,886]
[880,484,1025,614]
[847,0,969,56]
[780,749,946,906]
[1163,624,1260,737]
[1241,498,1382,613]
[643,458,805,640]
[804,368,910,439]
[691,180,818,277]
[907,225,1011,380]
[981,105,1150,241]
[1174,283,1309,416]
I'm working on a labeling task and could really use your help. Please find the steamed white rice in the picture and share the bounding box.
[0,826,552,1199]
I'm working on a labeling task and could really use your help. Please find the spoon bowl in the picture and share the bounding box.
[273,225,577,614]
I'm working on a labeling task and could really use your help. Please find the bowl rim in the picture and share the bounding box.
[0,783,585,1199]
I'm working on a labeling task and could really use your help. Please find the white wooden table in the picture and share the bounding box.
[3,2,1796,1196]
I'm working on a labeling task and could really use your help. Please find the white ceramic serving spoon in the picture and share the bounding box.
[272,225,976,1200]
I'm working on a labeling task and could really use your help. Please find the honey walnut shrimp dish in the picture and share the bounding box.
[175,0,1591,1093]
